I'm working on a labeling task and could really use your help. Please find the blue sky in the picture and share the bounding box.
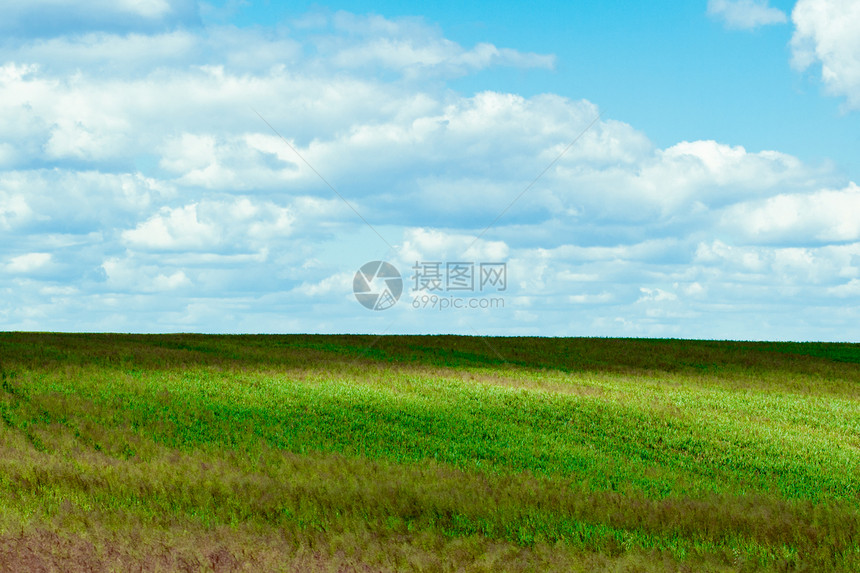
[1,0,859,340]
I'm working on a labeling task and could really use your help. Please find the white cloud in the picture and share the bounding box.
[0,169,171,233]
[720,183,860,244]
[708,0,788,30]
[694,240,860,285]
[397,228,510,263]
[324,12,554,77]
[330,38,554,77]
[153,270,192,290]
[678,282,707,297]
[828,278,860,297]
[5,253,52,274]
[568,292,613,304]
[638,287,678,303]
[546,140,820,229]
[121,198,296,252]
[0,192,34,230]
[656,140,810,194]
[122,203,218,251]
[791,0,860,109]
[296,272,353,298]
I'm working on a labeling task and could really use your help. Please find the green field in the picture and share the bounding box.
[0,333,858,571]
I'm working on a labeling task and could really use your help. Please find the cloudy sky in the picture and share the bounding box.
[1,0,859,340]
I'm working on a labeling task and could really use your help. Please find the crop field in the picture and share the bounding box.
[0,333,858,572]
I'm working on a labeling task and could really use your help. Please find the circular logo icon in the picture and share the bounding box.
[353,261,403,311]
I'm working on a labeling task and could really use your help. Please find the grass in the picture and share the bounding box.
[0,332,859,571]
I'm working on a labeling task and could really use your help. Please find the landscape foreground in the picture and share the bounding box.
[0,333,858,571]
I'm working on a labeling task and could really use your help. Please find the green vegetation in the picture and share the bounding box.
[1,332,858,571]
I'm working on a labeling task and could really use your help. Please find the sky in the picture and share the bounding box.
[1,0,859,340]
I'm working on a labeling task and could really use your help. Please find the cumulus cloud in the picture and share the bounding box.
[121,198,297,252]
[543,139,822,235]
[719,183,860,244]
[397,228,510,263]
[707,0,788,30]
[791,0,860,109]
[0,169,171,233]
[123,203,220,251]
[5,252,52,274]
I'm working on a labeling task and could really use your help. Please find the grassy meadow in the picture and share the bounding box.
[0,332,858,571]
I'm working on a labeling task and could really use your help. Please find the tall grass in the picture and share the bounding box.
[1,333,859,571]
